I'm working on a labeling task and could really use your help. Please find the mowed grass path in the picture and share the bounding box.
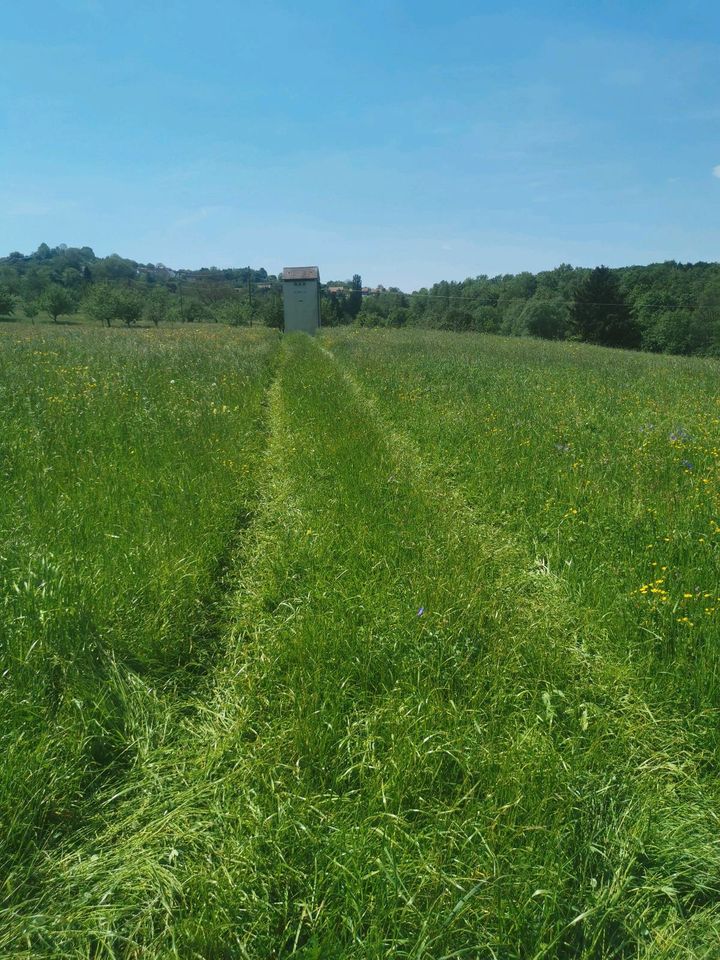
[3,330,719,957]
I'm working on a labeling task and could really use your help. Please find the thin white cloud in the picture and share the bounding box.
[713,165,720,179]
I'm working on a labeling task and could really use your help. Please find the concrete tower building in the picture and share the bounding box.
[282,266,320,333]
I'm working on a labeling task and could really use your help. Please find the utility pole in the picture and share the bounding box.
[247,267,253,326]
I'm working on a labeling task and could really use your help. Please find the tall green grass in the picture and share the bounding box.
[328,329,720,713]
[3,332,719,958]
[0,325,278,904]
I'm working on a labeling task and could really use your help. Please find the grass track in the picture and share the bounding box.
[328,329,720,716]
[4,332,720,957]
[0,325,279,937]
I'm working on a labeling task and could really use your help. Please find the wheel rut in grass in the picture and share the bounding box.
[13,333,720,960]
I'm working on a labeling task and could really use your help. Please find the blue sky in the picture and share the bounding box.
[1,0,719,290]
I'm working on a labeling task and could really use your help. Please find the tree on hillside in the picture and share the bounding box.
[685,276,720,355]
[571,266,640,348]
[0,285,16,318]
[525,300,568,340]
[41,285,76,323]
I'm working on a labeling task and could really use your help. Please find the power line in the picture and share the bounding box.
[325,288,703,310]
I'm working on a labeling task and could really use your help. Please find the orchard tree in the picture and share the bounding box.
[143,287,171,327]
[85,283,117,326]
[114,288,143,326]
[24,299,40,324]
[219,297,254,326]
[182,299,207,323]
[0,285,16,318]
[41,285,76,323]
[261,293,284,329]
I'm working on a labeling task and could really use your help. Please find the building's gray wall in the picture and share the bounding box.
[283,279,320,333]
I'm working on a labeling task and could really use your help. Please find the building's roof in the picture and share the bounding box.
[283,266,319,281]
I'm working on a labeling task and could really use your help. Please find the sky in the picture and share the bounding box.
[1,0,720,290]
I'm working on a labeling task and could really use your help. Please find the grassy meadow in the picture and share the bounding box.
[1,323,719,958]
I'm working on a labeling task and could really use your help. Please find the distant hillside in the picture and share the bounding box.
[0,243,270,292]
[2,244,720,355]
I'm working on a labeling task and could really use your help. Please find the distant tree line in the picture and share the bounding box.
[2,245,720,355]
[349,261,720,355]
[0,244,281,328]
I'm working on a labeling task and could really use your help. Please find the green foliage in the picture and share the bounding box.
[571,265,640,347]
[216,296,255,326]
[40,284,76,323]
[23,299,40,324]
[117,288,143,326]
[3,243,720,353]
[259,292,284,328]
[142,287,171,327]
[0,284,16,318]
[180,298,208,323]
[525,299,568,339]
[346,272,363,318]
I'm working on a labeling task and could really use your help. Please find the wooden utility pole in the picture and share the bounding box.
[247,268,253,326]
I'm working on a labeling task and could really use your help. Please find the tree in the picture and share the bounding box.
[114,288,143,326]
[143,287,171,327]
[23,300,40,325]
[219,298,254,326]
[260,293,284,329]
[321,292,344,326]
[525,300,568,340]
[182,299,208,324]
[41,285,76,323]
[346,274,362,320]
[571,266,640,348]
[688,278,720,354]
[0,285,16,318]
[85,284,113,326]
